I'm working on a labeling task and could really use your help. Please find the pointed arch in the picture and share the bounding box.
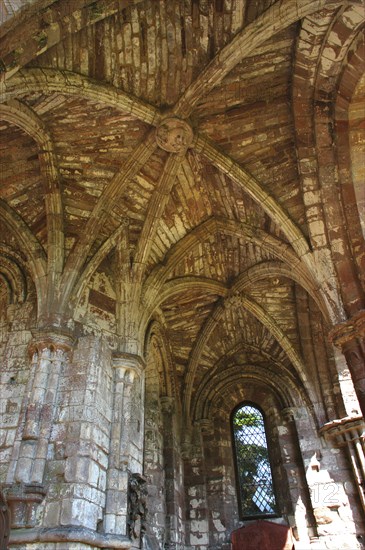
[58,130,157,314]
[0,199,47,312]
[0,244,27,303]
[173,0,341,118]
[183,290,309,423]
[0,99,64,280]
[144,319,178,403]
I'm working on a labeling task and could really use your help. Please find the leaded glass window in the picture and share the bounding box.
[232,403,278,518]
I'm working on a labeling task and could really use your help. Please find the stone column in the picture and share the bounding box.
[161,396,185,548]
[200,417,234,550]
[5,328,73,529]
[280,407,317,546]
[320,415,365,514]
[183,424,209,549]
[329,310,365,417]
[104,352,145,542]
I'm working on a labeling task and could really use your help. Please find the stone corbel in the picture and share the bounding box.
[281,407,296,423]
[320,415,364,446]
[28,327,75,358]
[329,310,365,348]
[112,351,146,380]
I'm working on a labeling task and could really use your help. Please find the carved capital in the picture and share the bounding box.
[319,414,365,447]
[155,117,193,153]
[28,328,75,357]
[112,351,145,380]
[329,310,365,349]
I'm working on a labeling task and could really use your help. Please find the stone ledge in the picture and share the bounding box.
[9,525,131,549]
[320,414,365,446]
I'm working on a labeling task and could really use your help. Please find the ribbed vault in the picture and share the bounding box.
[1,0,364,427]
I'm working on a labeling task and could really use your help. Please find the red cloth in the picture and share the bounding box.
[231,520,294,550]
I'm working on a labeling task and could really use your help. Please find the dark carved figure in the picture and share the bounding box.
[0,491,10,550]
[128,473,148,540]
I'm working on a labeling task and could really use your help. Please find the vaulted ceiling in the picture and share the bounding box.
[1,0,364,425]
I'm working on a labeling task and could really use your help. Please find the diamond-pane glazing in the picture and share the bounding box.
[233,404,277,517]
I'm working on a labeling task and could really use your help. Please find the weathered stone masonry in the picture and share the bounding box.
[0,1,365,549]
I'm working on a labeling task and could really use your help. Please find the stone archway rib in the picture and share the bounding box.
[153,277,227,309]
[143,217,300,302]
[192,342,291,419]
[145,320,178,402]
[58,130,157,313]
[0,0,134,80]
[313,10,365,314]
[183,289,308,421]
[0,244,28,303]
[173,0,343,119]
[0,99,64,284]
[194,136,311,261]
[0,199,47,311]
[73,146,189,313]
[132,153,185,270]
[141,216,334,325]
[152,260,329,325]
[0,256,26,303]
[2,69,160,126]
[196,364,299,422]
[233,261,330,322]
[292,7,364,323]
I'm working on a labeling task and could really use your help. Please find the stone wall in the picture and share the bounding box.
[1,1,365,548]
[1,301,365,549]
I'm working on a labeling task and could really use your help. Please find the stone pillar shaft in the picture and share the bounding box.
[183,424,209,548]
[281,408,317,543]
[161,397,184,547]
[21,348,65,484]
[5,329,73,528]
[104,353,145,538]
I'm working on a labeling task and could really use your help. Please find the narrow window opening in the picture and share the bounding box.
[232,403,278,519]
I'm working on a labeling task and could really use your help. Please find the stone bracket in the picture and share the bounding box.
[3,483,47,529]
